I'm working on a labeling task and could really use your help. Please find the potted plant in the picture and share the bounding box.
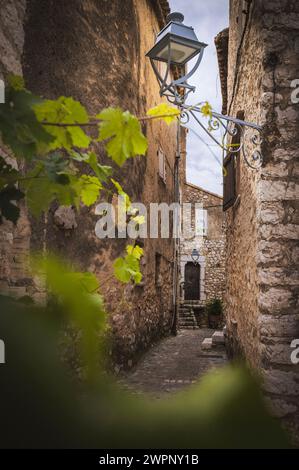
[206,298,223,329]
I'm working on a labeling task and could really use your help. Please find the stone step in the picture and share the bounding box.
[202,338,213,350]
[178,325,199,330]
[178,315,195,320]
[212,331,225,346]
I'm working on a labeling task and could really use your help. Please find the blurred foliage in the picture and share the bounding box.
[0,76,293,449]
[32,256,107,380]
[0,296,291,449]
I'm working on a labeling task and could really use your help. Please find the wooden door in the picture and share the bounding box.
[184,262,200,300]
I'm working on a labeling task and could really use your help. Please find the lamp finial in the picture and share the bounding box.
[167,12,184,24]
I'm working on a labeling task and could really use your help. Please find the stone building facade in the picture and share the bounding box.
[0,0,185,370]
[216,0,299,439]
[0,0,32,300]
[179,182,226,328]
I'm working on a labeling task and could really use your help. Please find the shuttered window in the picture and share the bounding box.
[158,147,166,183]
[223,110,244,212]
[195,208,208,236]
[223,153,236,211]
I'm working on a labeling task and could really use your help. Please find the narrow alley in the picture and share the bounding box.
[120,329,228,398]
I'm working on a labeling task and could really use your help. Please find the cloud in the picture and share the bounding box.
[169,0,229,195]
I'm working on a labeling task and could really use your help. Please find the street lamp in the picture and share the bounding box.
[191,248,200,265]
[146,11,263,169]
[146,12,207,105]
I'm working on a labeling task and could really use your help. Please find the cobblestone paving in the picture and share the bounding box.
[120,329,228,398]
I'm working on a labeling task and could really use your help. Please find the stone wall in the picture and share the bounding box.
[21,0,179,371]
[180,182,226,307]
[0,0,183,371]
[0,0,32,301]
[222,0,299,440]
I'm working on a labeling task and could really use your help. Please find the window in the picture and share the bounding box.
[223,110,244,211]
[195,208,208,236]
[155,253,162,288]
[158,147,166,183]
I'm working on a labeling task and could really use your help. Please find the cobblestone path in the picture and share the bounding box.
[120,329,228,398]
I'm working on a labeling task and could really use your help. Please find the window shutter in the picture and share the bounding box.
[195,209,208,236]
[223,153,236,211]
[223,110,244,212]
[203,209,208,236]
[158,148,166,183]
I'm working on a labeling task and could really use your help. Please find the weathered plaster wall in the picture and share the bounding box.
[224,0,299,439]
[180,182,226,306]
[20,0,178,370]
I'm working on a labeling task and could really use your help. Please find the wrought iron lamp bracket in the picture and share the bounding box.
[180,104,264,170]
[151,58,264,169]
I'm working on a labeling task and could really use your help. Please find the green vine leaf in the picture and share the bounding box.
[114,244,143,284]
[7,74,26,91]
[111,178,131,209]
[23,171,79,217]
[0,87,54,159]
[78,175,102,207]
[34,97,91,150]
[126,244,143,260]
[97,108,147,166]
[200,101,212,119]
[0,157,20,190]
[147,103,180,125]
[72,151,113,183]
[0,186,24,224]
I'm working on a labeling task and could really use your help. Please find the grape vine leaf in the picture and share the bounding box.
[8,74,25,91]
[0,156,19,190]
[111,178,131,210]
[0,186,24,224]
[97,108,147,166]
[200,101,212,119]
[86,152,113,182]
[78,175,102,207]
[147,103,180,125]
[126,244,143,260]
[34,97,91,150]
[114,244,143,284]
[0,87,54,159]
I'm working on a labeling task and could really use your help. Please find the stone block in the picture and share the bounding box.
[265,397,298,419]
[212,331,225,346]
[259,314,299,338]
[258,288,295,314]
[202,338,213,350]
[262,368,299,396]
[261,342,295,365]
[258,180,298,202]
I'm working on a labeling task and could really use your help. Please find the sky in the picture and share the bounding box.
[169,0,229,195]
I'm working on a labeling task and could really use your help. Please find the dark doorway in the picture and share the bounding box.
[184,262,200,300]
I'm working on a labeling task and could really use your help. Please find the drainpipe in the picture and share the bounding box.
[171,116,181,335]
